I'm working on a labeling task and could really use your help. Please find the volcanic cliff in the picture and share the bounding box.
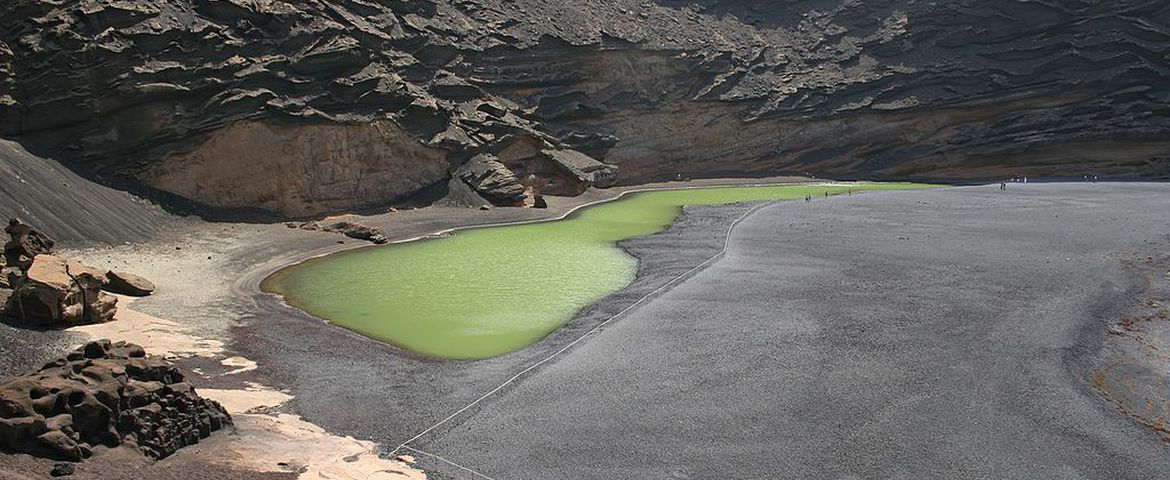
[1,0,1167,220]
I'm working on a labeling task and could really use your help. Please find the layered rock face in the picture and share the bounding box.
[0,340,232,461]
[143,120,450,217]
[0,0,616,216]
[1,0,1167,217]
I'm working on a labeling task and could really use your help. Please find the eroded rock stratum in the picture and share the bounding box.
[1,0,1168,217]
[0,340,231,461]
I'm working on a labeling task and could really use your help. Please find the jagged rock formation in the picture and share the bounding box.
[1,0,1168,217]
[453,154,527,206]
[0,340,232,461]
[4,219,54,270]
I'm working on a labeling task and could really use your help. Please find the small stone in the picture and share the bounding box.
[50,462,74,477]
[480,204,492,210]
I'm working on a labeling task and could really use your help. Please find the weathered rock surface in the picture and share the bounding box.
[1,0,1168,218]
[454,154,527,206]
[290,220,389,244]
[0,340,231,461]
[4,219,55,270]
[102,271,155,297]
[142,120,451,217]
[4,255,117,327]
[323,221,389,244]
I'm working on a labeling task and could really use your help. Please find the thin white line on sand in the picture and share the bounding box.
[390,199,786,460]
[401,446,499,480]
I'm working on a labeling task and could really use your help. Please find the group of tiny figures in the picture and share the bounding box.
[1000,174,1098,190]
[805,189,852,202]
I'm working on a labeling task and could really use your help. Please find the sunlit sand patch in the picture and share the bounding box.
[69,301,224,358]
[200,383,292,413]
[201,385,426,480]
[221,356,258,375]
[69,303,427,479]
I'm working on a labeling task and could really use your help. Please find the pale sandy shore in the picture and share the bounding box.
[1,176,820,479]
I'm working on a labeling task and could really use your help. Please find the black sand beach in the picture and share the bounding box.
[408,183,1170,479]
[4,182,1168,479]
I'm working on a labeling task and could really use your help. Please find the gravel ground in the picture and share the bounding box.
[409,183,1170,479]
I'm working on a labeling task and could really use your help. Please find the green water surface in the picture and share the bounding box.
[262,183,935,359]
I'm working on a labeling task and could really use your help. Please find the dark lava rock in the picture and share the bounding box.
[4,255,117,327]
[0,287,12,311]
[4,219,55,269]
[292,221,388,244]
[102,271,155,297]
[0,340,232,461]
[325,221,389,245]
[0,265,19,289]
[0,0,1167,223]
[50,462,74,477]
[454,154,527,206]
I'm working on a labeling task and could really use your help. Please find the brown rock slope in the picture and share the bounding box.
[0,340,231,461]
[1,0,1168,219]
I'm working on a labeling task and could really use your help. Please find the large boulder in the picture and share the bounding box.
[102,271,155,297]
[454,154,527,206]
[324,221,388,244]
[0,340,232,461]
[5,255,116,327]
[3,218,55,269]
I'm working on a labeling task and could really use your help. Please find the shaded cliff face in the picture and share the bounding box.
[1,0,1167,217]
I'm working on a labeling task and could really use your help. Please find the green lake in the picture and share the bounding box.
[262,183,936,360]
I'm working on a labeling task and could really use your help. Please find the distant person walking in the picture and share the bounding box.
[824,191,829,198]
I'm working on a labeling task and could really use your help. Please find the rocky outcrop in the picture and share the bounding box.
[454,154,527,206]
[1,219,129,326]
[142,120,452,217]
[322,221,389,244]
[289,220,389,244]
[102,271,155,297]
[1,0,1168,219]
[0,0,607,217]
[5,254,117,327]
[4,219,55,270]
[0,340,231,461]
